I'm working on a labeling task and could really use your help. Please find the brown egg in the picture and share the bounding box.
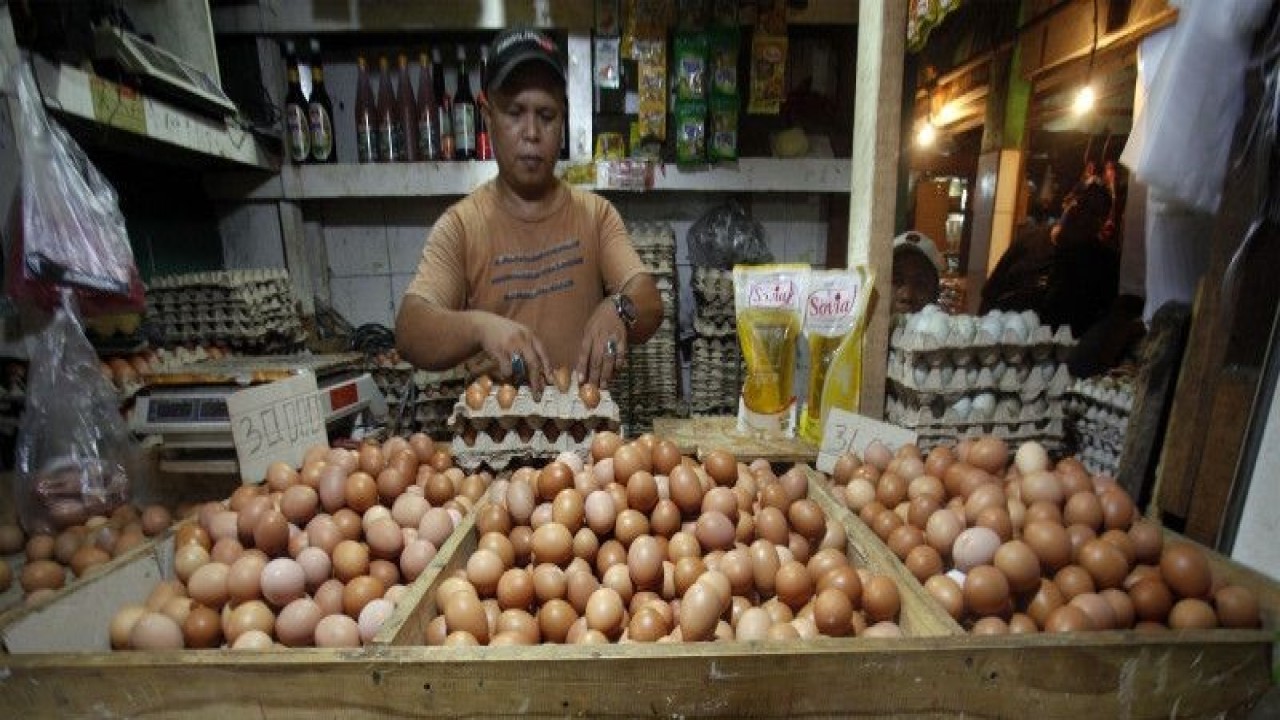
[755,507,790,547]
[585,587,626,638]
[182,605,223,649]
[971,616,1009,635]
[332,540,370,582]
[1129,577,1174,622]
[1008,613,1039,634]
[225,600,275,643]
[774,561,814,611]
[314,614,361,647]
[1098,489,1134,530]
[1043,604,1094,633]
[812,587,854,637]
[464,383,486,410]
[1069,592,1116,630]
[678,582,721,641]
[342,575,385,618]
[993,540,1041,594]
[466,548,505,597]
[1077,539,1129,590]
[1213,585,1260,628]
[925,509,964,558]
[537,598,578,642]
[1062,492,1103,531]
[187,561,231,608]
[787,500,827,542]
[694,512,735,551]
[925,575,964,620]
[1168,598,1218,629]
[1025,579,1066,628]
[1022,520,1072,572]
[1053,565,1096,600]
[252,510,290,558]
[578,382,601,410]
[668,465,705,515]
[1127,520,1164,565]
[531,522,574,567]
[69,545,111,577]
[130,611,185,650]
[964,565,1010,617]
[872,511,904,542]
[862,575,900,623]
[1100,587,1136,629]
[903,545,943,583]
[887,524,926,561]
[1160,543,1212,599]
[967,437,1008,474]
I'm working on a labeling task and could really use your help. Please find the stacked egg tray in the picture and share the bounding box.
[145,269,306,353]
[690,267,744,416]
[447,381,621,471]
[616,222,682,433]
[391,366,469,439]
[885,307,1075,453]
[1064,371,1136,476]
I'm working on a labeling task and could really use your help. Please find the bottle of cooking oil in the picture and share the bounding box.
[734,264,809,436]
[800,268,874,443]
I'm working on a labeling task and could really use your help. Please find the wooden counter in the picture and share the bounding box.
[652,416,819,463]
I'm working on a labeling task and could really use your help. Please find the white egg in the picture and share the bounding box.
[971,392,997,420]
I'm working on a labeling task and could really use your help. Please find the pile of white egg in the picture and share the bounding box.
[886,306,1076,452]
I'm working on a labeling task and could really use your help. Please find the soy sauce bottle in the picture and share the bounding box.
[307,39,336,163]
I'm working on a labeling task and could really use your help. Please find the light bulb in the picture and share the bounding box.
[1072,85,1096,116]
[916,122,937,148]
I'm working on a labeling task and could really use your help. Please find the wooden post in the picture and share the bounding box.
[851,0,906,419]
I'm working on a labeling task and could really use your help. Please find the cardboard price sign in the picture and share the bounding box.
[227,371,328,484]
[815,408,917,474]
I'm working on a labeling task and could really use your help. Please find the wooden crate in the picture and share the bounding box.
[0,482,1275,718]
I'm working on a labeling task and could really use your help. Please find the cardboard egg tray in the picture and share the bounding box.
[1064,373,1136,476]
[448,381,621,470]
[886,356,1072,405]
[913,420,1068,455]
[885,395,1063,428]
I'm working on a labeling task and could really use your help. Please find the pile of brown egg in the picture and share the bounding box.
[426,433,906,646]
[108,433,492,651]
[829,436,1262,633]
[2,504,174,604]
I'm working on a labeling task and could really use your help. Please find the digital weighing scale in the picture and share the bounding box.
[131,353,388,474]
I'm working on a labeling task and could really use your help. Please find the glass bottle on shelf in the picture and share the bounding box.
[307,39,336,163]
[433,48,455,161]
[416,51,442,160]
[353,55,377,163]
[376,56,403,162]
[452,45,476,160]
[396,53,418,162]
[476,44,492,161]
[283,40,310,164]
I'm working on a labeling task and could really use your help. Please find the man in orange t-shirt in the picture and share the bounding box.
[397,28,662,393]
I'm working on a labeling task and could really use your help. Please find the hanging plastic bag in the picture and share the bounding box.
[8,58,141,307]
[1120,0,1272,213]
[15,292,132,534]
[687,201,773,269]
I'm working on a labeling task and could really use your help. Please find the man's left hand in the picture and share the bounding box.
[576,299,627,390]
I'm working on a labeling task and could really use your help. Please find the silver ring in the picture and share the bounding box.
[510,353,526,379]
[605,338,618,357]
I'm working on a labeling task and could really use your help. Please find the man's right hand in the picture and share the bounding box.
[474,312,554,396]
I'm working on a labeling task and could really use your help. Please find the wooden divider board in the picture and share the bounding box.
[652,416,819,463]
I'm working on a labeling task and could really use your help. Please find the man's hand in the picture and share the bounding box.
[575,299,628,389]
[475,312,554,395]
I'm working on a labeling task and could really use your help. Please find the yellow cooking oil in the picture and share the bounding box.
[799,268,873,444]
[734,264,809,433]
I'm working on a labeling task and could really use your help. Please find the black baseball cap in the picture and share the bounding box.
[486,27,566,94]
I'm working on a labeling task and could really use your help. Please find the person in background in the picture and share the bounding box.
[982,180,1116,339]
[396,27,662,393]
[891,231,944,314]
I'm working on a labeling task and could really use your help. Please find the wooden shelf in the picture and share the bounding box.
[33,57,275,171]
[204,158,851,200]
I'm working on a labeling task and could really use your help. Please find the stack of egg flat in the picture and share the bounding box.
[405,367,469,438]
[448,381,621,471]
[690,267,743,416]
[616,222,681,433]
[1064,372,1135,476]
[146,269,305,352]
[886,305,1075,453]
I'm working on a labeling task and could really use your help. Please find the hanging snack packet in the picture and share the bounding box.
[709,96,738,161]
[675,33,708,101]
[675,100,707,165]
[635,39,668,140]
[734,264,809,436]
[709,28,739,98]
[799,267,874,444]
[749,33,787,115]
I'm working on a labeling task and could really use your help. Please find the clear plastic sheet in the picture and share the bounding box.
[686,201,773,269]
[12,58,135,295]
[15,293,132,534]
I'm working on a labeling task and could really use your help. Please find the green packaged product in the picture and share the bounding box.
[674,33,708,101]
[709,28,739,98]
[675,100,707,165]
[709,96,738,161]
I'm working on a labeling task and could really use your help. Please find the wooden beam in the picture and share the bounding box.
[850,0,907,419]
[1117,302,1190,507]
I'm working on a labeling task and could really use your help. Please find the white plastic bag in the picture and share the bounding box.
[1120,0,1273,213]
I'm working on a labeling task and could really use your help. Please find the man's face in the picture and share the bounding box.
[892,250,940,314]
[484,64,565,196]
